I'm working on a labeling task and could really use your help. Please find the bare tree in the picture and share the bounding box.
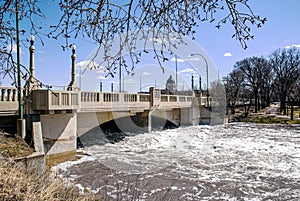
[288,82,300,120]
[234,57,271,113]
[224,69,245,114]
[0,0,46,86]
[255,57,273,109]
[0,0,266,85]
[269,48,300,115]
[210,80,226,115]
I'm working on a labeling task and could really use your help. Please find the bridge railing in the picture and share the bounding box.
[0,86,208,114]
[0,86,18,102]
[80,91,150,112]
[196,97,208,107]
[32,89,79,111]
[0,86,18,114]
[159,94,193,108]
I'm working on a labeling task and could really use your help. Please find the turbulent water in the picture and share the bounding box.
[53,123,300,200]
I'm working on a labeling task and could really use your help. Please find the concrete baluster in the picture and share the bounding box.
[81,92,84,102]
[1,89,5,101]
[7,89,11,101]
[97,93,100,102]
[12,89,17,101]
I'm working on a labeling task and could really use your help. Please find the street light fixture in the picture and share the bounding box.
[119,52,122,92]
[15,0,26,138]
[190,53,209,108]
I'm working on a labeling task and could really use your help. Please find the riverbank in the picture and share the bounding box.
[238,115,300,124]
[231,103,300,124]
[0,131,96,200]
[0,132,33,158]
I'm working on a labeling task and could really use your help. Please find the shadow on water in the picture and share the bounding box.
[77,116,178,148]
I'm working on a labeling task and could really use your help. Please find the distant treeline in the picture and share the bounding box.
[223,47,300,118]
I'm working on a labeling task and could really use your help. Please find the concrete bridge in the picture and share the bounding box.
[0,39,221,166]
[0,84,214,165]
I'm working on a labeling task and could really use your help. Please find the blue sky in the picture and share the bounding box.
[197,0,300,77]
[3,0,300,92]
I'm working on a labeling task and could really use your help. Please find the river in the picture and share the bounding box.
[53,123,300,200]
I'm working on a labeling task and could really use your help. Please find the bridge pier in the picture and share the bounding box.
[180,107,200,126]
[40,112,77,166]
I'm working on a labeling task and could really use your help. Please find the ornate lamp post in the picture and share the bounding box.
[29,35,38,89]
[68,45,77,90]
[190,53,209,108]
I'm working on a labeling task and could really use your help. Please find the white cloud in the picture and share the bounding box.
[6,44,19,54]
[76,60,104,70]
[187,55,209,62]
[76,73,85,78]
[97,75,108,80]
[170,55,209,63]
[174,56,206,62]
[171,57,186,62]
[124,78,137,84]
[224,52,232,57]
[149,36,179,44]
[142,72,152,76]
[96,69,105,74]
[285,44,300,49]
[179,68,196,73]
[37,50,46,54]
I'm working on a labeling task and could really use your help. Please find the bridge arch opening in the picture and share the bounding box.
[77,115,177,148]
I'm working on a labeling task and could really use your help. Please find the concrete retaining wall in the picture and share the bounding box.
[14,152,46,173]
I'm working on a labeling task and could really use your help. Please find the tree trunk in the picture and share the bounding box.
[266,94,271,108]
[290,102,294,120]
[280,96,286,115]
[254,93,258,113]
[231,102,236,115]
[258,94,261,111]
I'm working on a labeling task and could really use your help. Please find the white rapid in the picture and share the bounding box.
[53,123,300,200]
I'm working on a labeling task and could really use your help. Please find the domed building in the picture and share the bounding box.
[165,75,176,94]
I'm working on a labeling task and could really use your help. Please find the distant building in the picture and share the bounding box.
[165,75,176,94]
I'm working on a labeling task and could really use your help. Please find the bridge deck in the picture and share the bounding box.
[0,86,208,115]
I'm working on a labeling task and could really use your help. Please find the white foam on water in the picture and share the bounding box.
[53,123,300,200]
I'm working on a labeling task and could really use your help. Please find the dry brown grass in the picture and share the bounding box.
[0,158,97,200]
[0,131,33,158]
[0,130,98,200]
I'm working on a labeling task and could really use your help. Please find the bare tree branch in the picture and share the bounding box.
[0,0,265,85]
